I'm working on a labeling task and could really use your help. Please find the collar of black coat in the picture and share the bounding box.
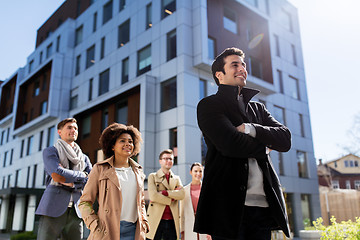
[217,84,260,105]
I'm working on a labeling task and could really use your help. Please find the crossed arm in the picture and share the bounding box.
[197,99,291,158]
[43,147,92,189]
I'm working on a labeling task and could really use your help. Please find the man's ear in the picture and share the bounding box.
[216,71,223,84]
[57,129,62,136]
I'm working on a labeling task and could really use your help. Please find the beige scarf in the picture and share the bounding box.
[51,139,86,186]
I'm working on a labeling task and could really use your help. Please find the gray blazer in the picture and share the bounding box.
[35,146,92,218]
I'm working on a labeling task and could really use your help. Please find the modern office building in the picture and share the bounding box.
[0,0,320,238]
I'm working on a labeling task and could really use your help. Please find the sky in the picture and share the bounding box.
[0,0,359,162]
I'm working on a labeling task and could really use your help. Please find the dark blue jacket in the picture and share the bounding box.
[35,146,92,218]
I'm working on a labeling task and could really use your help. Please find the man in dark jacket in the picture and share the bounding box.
[194,47,291,240]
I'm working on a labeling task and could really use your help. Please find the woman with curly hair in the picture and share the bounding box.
[79,123,149,240]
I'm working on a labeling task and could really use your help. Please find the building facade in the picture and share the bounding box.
[318,154,360,190]
[0,0,320,238]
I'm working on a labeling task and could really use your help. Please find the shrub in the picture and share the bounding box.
[313,216,360,240]
[10,231,36,240]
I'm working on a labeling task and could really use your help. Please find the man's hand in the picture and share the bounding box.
[61,182,74,187]
[236,124,245,133]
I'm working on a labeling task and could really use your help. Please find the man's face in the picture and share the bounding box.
[159,153,174,171]
[58,122,78,144]
[216,54,248,88]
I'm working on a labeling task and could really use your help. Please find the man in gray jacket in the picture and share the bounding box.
[36,118,92,240]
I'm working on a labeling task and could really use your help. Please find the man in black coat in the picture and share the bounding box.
[194,47,292,240]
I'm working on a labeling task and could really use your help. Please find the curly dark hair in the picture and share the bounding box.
[99,123,143,159]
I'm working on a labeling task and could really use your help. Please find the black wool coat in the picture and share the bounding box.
[194,84,291,238]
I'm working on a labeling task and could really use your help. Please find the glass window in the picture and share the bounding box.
[40,51,43,64]
[137,45,151,76]
[39,131,43,151]
[297,150,308,178]
[346,180,351,189]
[223,7,237,34]
[161,0,176,19]
[146,3,152,29]
[281,10,293,32]
[299,114,305,137]
[288,76,300,100]
[277,69,284,93]
[118,19,130,48]
[46,43,53,58]
[116,101,128,124]
[170,128,178,165]
[301,194,312,226]
[278,152,284,175]
[332,180,339,189]
[248,57,263,79]
[344,160,349,167]
[161,77,177,112]
[208,37,216,60]
[89,78,93,101]
[29,60,34,73]
[355,180,360,190]
[75,25,83,46]
[27,135,34,156]
[82,115,91,139]
[70,95,78,110]
[120,0,126,11]
[40,101,47,115]
[3,151,7,167]
[15,169,22,187]
[99,69,110,95]
[273,105,286,125]
[167,29,176,61]
[291,44,297,66]
[9,149,13,165]
[32,164,37,187]
[47,126,55,147]
[56,36,60,52]
[100,37,105,59]
[75,55,81,76]
[102,108,109,131]
[20,139,25,158]
[86,45,95,69]
[33,81,40,96]
[122,57,129,84]
[93,12,97,32]
[103,0,113,25]
[199,79,207,100]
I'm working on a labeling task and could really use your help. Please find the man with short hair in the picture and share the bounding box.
[195,47,292,240]
[36,118,92,240]
[146,149,185,240]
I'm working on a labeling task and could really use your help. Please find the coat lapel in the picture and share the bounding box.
[98,156,120,189]
[168,171,177,190]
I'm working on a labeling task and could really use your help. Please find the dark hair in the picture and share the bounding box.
[159,149,173,160]
[99,123,142,159]
[211,47,245,85]
[190,162,203,171]
[57,118,77,130]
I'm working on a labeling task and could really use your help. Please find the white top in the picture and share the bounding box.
[115,167,138,223]
[244,123,269,208]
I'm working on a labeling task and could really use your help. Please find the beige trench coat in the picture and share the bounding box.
[180,184,207,240]
[146,169,185,239]
[79,157,149,240]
